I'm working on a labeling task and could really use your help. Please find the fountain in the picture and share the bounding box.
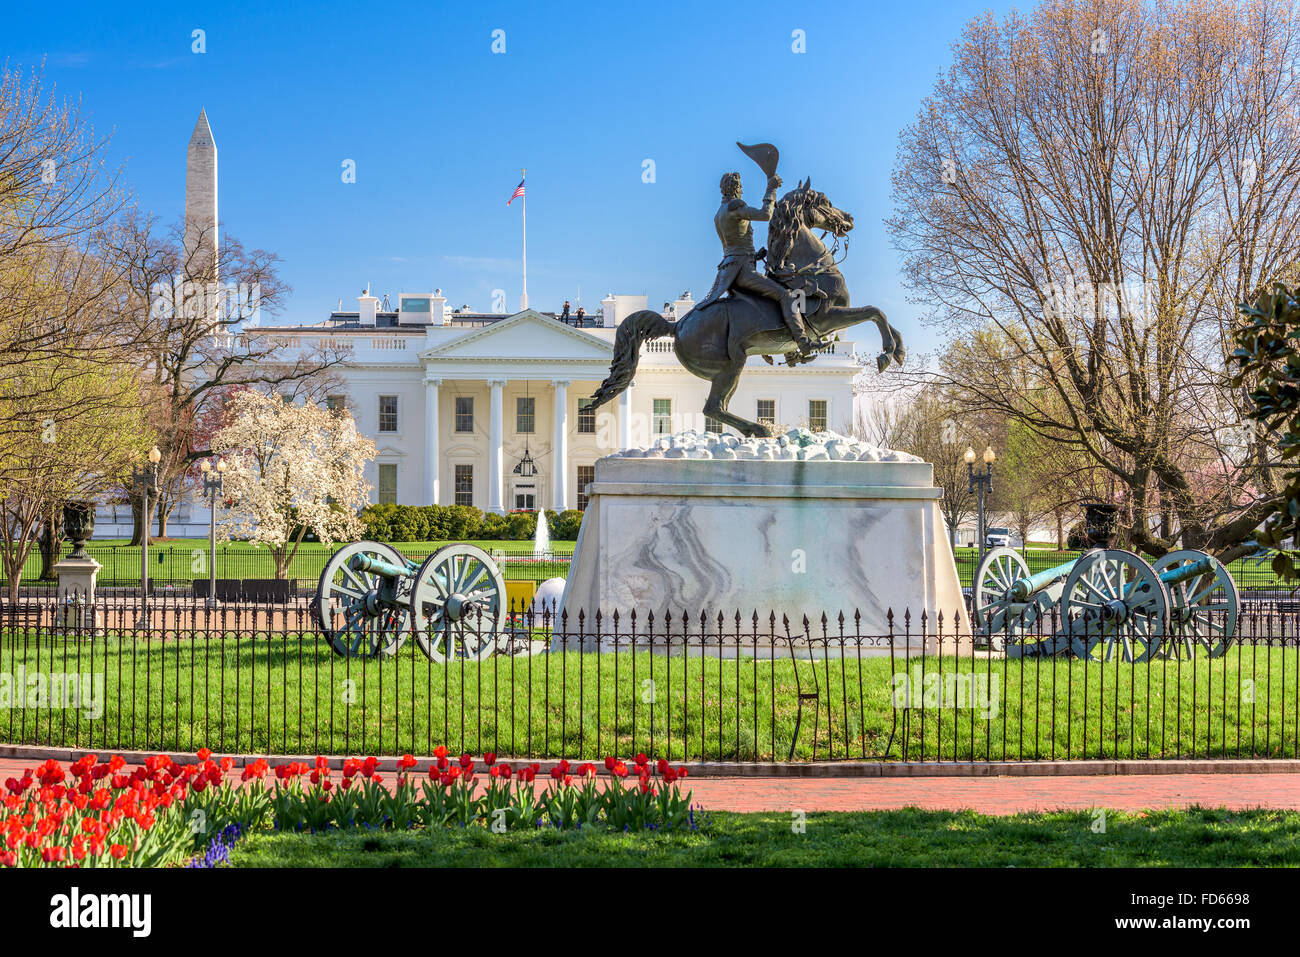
[533,509,551,556]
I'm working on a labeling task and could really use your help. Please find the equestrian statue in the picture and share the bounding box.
[588,141,905,438]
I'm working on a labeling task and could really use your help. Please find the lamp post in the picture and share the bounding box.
[200,457,226,608]
[965,445,996,563]
[133,446,162,626]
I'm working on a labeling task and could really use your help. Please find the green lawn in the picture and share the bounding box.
[7,538,576,586]
[227,807,1300,867]
[3,635,1296,762]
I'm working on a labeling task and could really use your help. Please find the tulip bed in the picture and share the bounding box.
[1,750,695,868]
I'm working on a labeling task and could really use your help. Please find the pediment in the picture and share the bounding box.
[419,310,614,362]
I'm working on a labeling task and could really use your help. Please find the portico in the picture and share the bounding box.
[418,310,620,512]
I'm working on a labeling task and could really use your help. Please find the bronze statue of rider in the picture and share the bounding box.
[694,152,818,356]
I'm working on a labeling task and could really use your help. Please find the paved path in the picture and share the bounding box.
[3,755,1297,814]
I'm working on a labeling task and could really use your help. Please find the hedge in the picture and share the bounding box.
[359,504,583,542]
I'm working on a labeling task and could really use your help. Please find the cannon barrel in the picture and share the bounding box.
[1156,554,1216,587]
[1008,558,1081,602]
[349,553,417,579]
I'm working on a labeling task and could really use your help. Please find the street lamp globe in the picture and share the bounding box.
[200,460,211,474]
[216,458,226,473]
[963,447,976,465]
[148,446,161,465]
[983,446,996,464]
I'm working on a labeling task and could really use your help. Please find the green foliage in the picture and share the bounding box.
[1232,286,1300,580]
[358,503,583,542]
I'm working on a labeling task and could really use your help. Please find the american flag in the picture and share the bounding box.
[507,179,525,205]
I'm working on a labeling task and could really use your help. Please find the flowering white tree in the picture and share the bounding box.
[211,390,374,578]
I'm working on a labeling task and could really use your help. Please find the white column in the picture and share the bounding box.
[618,382,633,451]
[552,380,569,510]
[488,379,505,512]
[423,376,441,505]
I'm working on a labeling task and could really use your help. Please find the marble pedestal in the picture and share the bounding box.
[557,450,969,653]
[54,556,103,630]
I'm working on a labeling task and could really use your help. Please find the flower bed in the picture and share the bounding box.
[2,749,696,868]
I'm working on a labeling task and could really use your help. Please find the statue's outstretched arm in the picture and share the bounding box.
[738,178,780,222]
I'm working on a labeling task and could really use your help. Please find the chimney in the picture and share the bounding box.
[431,288,446,326]
[673,290,694,320]
[357,285,378,326]
[601,293,617,327]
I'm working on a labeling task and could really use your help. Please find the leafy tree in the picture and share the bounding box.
[1231,286,1300,579]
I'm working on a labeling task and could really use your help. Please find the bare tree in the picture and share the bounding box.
[101,214,347,541]
[889,0,1300,561]
[0,63,140,491]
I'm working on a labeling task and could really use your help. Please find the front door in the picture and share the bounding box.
[513,483,537,511]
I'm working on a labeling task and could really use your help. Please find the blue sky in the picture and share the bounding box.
[7,0,1013,359]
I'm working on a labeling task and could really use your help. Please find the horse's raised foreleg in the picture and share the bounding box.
[818,305,904,371]
[703,356,770,438]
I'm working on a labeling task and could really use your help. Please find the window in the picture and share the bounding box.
[454,464,473,506]
[577,398,597,434]
[377,464,397,505]
[653,399,672,435]
[378,395,398,432]
[326,395,345,413]
[704,414,725,434]
[577,465,595,511]
[808,399,828,432]
[756,399,776,428]
[516,396,535,433]
[455,396,474,433]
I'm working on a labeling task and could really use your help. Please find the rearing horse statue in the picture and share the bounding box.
[589,178,905,438]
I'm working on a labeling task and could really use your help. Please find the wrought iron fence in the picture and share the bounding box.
[1,592,1297,763]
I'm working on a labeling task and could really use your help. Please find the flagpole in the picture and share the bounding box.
[520,167,529,310]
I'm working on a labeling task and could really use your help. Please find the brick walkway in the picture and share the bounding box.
[3,754,1297,814]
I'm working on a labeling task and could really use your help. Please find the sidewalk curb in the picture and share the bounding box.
[3,743,1299,777]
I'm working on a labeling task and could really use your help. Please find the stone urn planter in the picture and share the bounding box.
[63,501,96,560]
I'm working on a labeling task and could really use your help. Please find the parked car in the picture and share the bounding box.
[985,527,1012,548]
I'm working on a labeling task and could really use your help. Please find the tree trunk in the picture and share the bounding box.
[38,505,64,580]
[1055,508,1064,548]
[155,497,169,540]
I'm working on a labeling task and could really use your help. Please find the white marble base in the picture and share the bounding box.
[54,556,102,630]
[557,451,969,652]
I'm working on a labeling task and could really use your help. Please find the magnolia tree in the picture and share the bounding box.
[211,391,374,578]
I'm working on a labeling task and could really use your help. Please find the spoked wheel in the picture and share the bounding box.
[315,541,414,658]
[972,547,1030,635]
[1152,550,1238,659]
[411,543,507,662]
[973,547,1067,657]
[1064,549,1167,663]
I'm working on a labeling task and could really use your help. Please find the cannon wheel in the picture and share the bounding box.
[315,540,413,658]
[974,547,1054,656]
[410,543,507,662]
[972,547,1030,634]
[1064,549,1167,663]
[1152,550,1238,659]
